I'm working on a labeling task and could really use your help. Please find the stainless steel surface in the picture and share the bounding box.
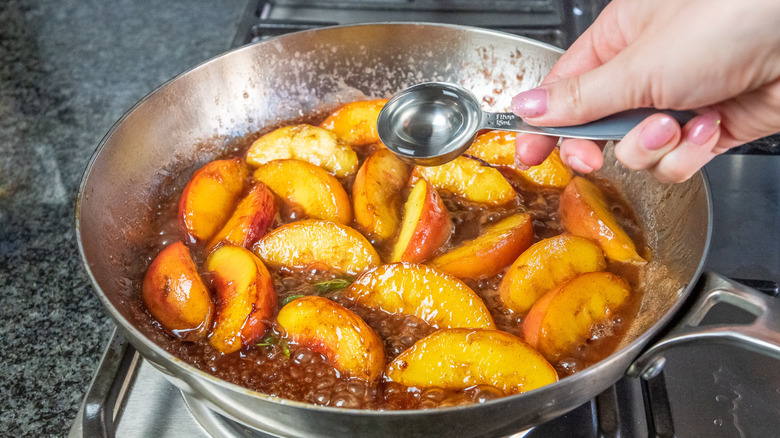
[70,356,214,438]
[379,81,548,166]
[81,327,141,437]
[666,154,780,438]
[378,82,695,166]
[75,23,718,437]
[183,392,278,438]
[531,108,696,140]
[627,273,780,379]
[378,82,487,165]
[705,154,780,285]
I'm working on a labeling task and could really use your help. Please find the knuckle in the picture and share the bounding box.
[615,136,658,171]
[564,77,587,121]
[655,162,693,183]
[614,143,643,170]
[620,158,648,171]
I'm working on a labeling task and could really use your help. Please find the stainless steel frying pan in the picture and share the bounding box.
[76,23,780,437]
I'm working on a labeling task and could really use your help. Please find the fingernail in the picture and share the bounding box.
[511,88,547,118]
[640,115,677,151]
[567,155,594,173]
[514,153,531,171]
[687,111,721,146]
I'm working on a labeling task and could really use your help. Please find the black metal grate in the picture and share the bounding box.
[232,0,612,49]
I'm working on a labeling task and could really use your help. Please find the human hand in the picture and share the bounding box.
[511,0,780,182]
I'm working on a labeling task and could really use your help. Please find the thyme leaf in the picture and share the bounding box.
[280,340,291,358]
[314,278,351,293]
[281,294,305,306]
[256,334,278,348]
[256,334,291,358]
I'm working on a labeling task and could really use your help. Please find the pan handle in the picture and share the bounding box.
[626,272,780,379]
[82,326,140,438]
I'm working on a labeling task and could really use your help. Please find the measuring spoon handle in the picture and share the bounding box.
[481,109,695,141]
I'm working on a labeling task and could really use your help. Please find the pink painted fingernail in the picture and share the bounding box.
[511,88,547,118]
[687,111,721,146]
[567,155,594,173]
[640,115,677,151]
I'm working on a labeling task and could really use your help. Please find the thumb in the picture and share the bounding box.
[512,59,645,127]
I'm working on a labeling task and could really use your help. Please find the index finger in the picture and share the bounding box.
[542,1,641,84]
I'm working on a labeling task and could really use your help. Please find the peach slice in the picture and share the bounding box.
[277,296,385,381]
[385,328,557,394]
[205,245,277,354]
[389,179,452,263]
[414,156,516,205]
[466,131,572,188]
[465,130,517,166]
[142,242,213,340]
[246,124,358,177]
[253,159,352,225]
[208,183,276,250]
[352,148,411,241]
[518,148,574,188]
[253,219,381,276]
[523,272,631,361]
[178,158,248,243]
[344,262,495,329]
[319,99,388,146]
[499,235,606,314]
[429,213,534,280]
[560,177,646,264]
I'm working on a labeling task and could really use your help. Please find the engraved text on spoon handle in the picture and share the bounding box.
[480,112,550,136]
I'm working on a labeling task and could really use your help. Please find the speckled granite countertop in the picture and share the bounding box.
[0,1,246,435]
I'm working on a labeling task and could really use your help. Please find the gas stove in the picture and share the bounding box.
[232,0,610,49]
[70,2,780,437]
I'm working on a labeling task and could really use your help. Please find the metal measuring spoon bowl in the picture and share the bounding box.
[377,82,694,166]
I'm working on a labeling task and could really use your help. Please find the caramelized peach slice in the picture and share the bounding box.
[519,148,574,188]
[414,156,516,205]
[465,130,517,166]
[208,183,276,250]
[205,245,276,354]
[254,159,352,224]
[389,179,452,263]
[385,328,557,394]
[142,242,213,340]
[246,124,358,177]
[466,131,572,188]
[429,213,534,280]
[352,148,411,241]
[178,158,247,242]
[277,296,385,381]
[523,272,631,361]
[319,99,388,146]
[499,235,606,314]
[344,263,495,329]
[560,177,646,264]
[254,219,380,276]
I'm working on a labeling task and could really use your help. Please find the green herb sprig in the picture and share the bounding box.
[256,334,291,357]
[281,294,305,306]
[314,278,352,293]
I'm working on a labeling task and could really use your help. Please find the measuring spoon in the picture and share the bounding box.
[377,82,694,166]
